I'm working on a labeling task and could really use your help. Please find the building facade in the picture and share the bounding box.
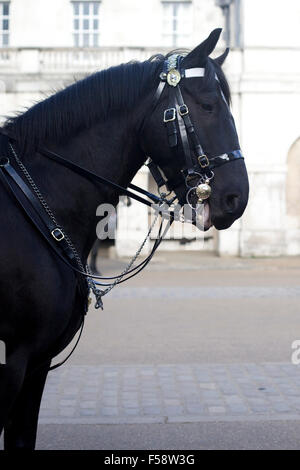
[0,0,299,257]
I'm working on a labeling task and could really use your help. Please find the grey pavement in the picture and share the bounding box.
[35,421,300,450]
[3,252,300,449]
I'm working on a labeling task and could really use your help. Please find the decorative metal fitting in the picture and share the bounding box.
[167,69,181,87]
[51,227,65,242]
[163,108,176,123]
[166,54,180,72]
[159,72,167,81]
[196,181,211,202]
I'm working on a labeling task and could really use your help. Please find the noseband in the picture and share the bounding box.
[0,53,244,315]
[144,54,244,208]
[0,54,245,368]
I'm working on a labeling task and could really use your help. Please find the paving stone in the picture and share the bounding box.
[201,390,221,399]
[102,397,119,407]
[208,406,227,414]
[59,408,76,417]
[40,362,300,424]
[224,395,245,404]
[161,391,181,399]
[80,401,97,408]
[100,407,119,416]
[199,382,217,390]
[123,408,140,416]
[185,404,205,414]
[227,404,250,414]
[272,403,292,413]
[142,406,162,415]
[59,399,77,407]
[122,401,140,409]
[218,384,239,395]
[164,405,184,415]
[79,409,96,416]
[141,399,160,406]
[164,398,181,406]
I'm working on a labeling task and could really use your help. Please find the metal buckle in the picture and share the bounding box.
[51,227,65,242]
[198,155,210,168]
[163,108,176,123]
[179,104,189,116]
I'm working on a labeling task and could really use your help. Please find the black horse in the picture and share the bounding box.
[0,29,249,449]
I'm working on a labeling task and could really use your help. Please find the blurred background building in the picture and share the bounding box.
[0,0,299,257]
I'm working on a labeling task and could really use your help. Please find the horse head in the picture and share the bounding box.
[141,29,249,231]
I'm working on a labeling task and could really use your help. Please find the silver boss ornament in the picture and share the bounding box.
[195,180,211,203]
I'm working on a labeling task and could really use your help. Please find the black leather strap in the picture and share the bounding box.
[40,147,162,207]
[165,117,177,148]
[175,86,205,160]
[0,158,78,263]
[0,130,165,208]
[154,80,165,103]
[147,159,166,188]
[0,163,79,269]
[164,93,178,148]
[173,90,194,172]
[209,150,244,170]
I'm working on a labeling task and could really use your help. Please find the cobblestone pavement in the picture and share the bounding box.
[40,362,300,424]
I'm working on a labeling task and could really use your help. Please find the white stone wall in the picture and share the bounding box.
[223,0,300,257]
[10,0,73,47]
[7,0,223,48]
[1,0,300,257]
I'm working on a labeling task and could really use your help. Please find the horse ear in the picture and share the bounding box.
[214,47,230,67]
[182,28,222,66]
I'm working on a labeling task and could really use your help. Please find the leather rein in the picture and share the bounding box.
[0,54,244,304]
[0,54,245,370]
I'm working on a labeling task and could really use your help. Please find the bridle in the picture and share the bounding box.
[142,53,244,211]
[0,53,245,370]
[0,53,244,311]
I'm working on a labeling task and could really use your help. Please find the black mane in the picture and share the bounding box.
[3,53,231,154]
[4,59,162,153]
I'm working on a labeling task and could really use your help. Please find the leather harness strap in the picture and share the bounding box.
[144,54,244,195]
[0,54,245,279]
[0,156,79,270]
[0,54,246,372]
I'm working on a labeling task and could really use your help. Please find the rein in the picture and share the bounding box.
[0,138,173,306]
[0,53,245,310]
[0,54,245,370]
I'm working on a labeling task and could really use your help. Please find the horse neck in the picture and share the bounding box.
[27,111,145,262]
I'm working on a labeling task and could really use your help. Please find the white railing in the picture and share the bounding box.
[0,48,19,71]
[0,47,170,74]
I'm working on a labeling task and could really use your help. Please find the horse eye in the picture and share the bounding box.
[201,103,213,112]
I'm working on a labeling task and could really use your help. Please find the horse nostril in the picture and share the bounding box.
[224,193,240,213]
